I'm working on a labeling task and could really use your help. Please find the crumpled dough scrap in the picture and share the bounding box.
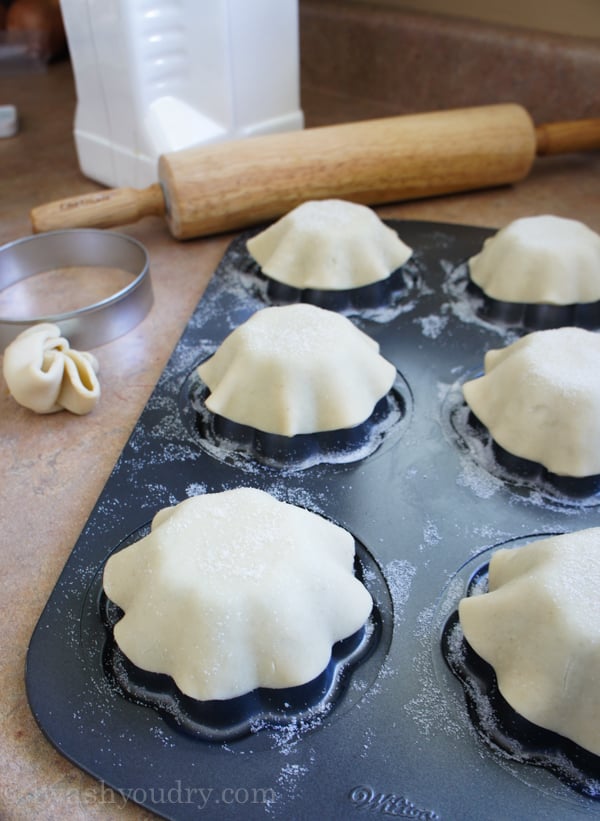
[197,303,397,437]
[247,199,413,290]
[103,487,373,701]
[3,323,100,415]
[468,215,600,305]
[463,327,600,477]
[459,528,600,756]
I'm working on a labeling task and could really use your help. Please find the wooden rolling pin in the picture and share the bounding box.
[30,103,600,240]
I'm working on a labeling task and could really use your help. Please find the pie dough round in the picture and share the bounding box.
[459,528,600,756]
[462,327,600,477]
[246,199,413,290]
[468,215,600,305]
[103,487,372,701]
[197,304,397,437]
[2,323,100,415]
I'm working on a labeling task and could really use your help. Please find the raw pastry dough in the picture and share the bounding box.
[246,199,413,290]
[459,528,600,756]
[462,327,600,476]
[2,323,100,415]
[468,215,600,305]
[197,304,396,437]
[103,487,372,701]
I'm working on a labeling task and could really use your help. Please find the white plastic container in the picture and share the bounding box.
[59,0,304,188]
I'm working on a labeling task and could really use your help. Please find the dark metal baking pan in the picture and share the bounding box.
[26,220,600,820]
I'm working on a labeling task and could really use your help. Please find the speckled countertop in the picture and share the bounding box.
[0,2,599,818]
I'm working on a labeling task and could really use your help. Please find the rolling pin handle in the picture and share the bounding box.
[535,118,600,156]
[30,183,166,234]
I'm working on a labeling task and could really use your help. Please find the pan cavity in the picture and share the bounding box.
[443,327,600,506]
[84,530,392,747]
[249,253,423,318]
[466,281,600,331]
[442,260,600,333]
[448,216,600,332]
[231,206,425,320]
[442,379,600,507]
[184,368,410,471]
[180,303,413,471]
[434,538,600,805]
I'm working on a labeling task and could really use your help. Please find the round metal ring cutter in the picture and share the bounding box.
[0,230,153,350]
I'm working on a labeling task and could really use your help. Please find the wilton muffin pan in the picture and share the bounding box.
[26,220,600,820]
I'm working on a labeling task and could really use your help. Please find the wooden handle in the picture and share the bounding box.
[31,183,165,234]
[535,118,600,156]
[31,103,596,240]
